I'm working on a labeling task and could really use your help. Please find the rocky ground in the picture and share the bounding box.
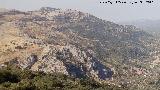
[0,7,160,90]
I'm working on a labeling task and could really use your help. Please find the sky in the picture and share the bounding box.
[0,0,160,22]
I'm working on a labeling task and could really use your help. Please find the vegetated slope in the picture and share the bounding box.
[0,66,125,90]
[0,7,160,90]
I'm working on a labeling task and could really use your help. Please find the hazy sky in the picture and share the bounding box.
[0,0,160,22]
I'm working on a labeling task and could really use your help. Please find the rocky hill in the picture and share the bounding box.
[0,7,160,90]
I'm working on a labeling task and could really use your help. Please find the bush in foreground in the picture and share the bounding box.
[0,66,126,90]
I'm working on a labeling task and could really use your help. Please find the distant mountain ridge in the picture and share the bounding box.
[119,19,160,33]
[0,8,9,12]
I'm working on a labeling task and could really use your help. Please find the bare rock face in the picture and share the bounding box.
[31,45,113,80]
[20,54,38,69]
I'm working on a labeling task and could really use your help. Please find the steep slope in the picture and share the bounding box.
[0,7,160,89]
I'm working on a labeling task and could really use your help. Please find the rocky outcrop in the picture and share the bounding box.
[20,54,38,69]
[31,45,113,80]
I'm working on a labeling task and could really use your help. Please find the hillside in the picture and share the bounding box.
[0,7,160,90]
[0,65,125,90]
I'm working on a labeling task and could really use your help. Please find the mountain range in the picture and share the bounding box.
[0,7,160,90]
[119,19,160,34]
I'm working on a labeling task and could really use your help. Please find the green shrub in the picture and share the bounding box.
[0,69,20,84]
[0,66,127,90]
